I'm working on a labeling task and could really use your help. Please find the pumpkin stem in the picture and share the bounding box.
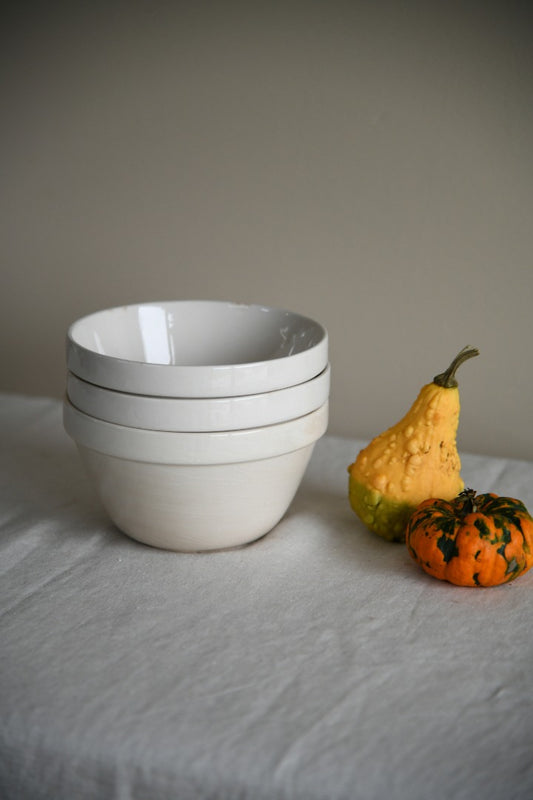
[433,345,479,389]
[458,488,478,516]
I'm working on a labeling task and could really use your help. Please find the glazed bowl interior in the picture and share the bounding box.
[66,301,328,397]
[68,300,326,366]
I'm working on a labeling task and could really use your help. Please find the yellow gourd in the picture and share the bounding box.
[348,346,479,542]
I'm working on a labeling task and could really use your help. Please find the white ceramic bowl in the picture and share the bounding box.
[63,396,329,464]
[67,300,328,398]
[66,364,330,432]
[63,398,328,551]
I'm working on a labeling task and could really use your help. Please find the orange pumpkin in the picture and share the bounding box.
[406,489,533,587]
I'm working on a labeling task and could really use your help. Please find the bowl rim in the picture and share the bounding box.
[63,396,329,464]
[66,300,328,398]
[66,364,331,432]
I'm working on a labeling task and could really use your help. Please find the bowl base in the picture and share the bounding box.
[77,443,316,552]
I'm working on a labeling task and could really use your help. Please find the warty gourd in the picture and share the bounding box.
[348,345,479,542]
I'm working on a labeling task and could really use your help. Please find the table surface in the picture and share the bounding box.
[2,393,533,800]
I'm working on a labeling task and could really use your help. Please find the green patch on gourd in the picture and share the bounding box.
[348,479,414,543]
[437,533,459,563]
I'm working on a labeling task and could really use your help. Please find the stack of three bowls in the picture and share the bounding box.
[63,301,330,551]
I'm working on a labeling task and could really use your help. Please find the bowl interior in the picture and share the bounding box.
[69,301,326,367]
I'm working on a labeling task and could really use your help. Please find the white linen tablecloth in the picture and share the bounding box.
[1,393,533,800]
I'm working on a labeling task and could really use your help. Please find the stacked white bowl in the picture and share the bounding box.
[63,300,330,552]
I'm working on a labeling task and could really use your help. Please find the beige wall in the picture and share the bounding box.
[2,2,532,460]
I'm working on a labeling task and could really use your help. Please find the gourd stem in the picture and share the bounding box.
[458,488,478,516]
[433,345,479,389]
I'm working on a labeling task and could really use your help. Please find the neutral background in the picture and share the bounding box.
[2,1,532,460]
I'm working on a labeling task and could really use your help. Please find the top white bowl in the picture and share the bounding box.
[66,300,328,398]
